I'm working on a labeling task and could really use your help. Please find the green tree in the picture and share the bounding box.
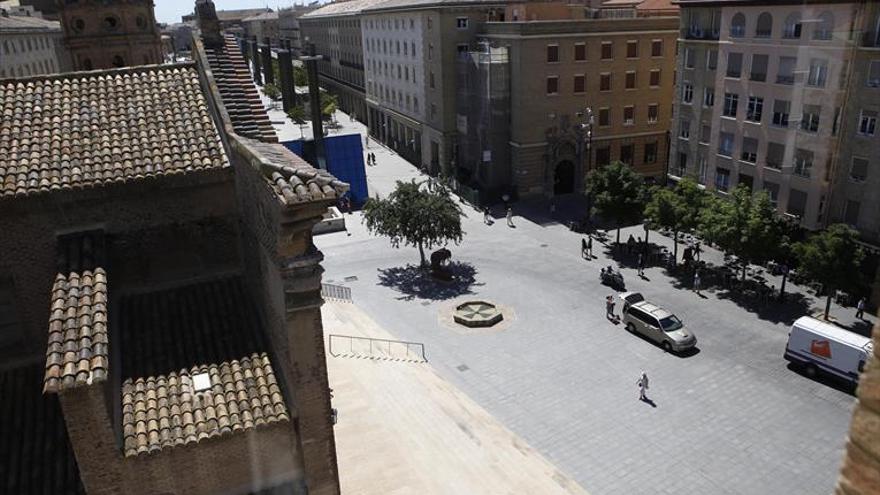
[362,180,465,266]
[699,186,786,279]
[322,92,339,119]
[793,224,865,320]
[586,161,645,244]
[263,82,281,103]
[644,186,683,263]
[286,105,307,124]
[293,66,308,86]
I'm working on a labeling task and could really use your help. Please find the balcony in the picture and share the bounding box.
[776,75,795,85]
[684,27,719,41]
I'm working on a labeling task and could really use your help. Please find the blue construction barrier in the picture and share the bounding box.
[281,135,368,207]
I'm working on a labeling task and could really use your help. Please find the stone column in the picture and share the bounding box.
[278,40,294,112]
[250,37,262,85]
[277,215,340,495]
[261,37,274,85]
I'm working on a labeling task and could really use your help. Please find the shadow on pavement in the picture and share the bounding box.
[376,261,482,301]
[785,363,857,396]
[835,318,874,338]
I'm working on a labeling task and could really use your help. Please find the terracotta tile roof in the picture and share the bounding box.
[118,277,289,457]
[0,64,229,200]
[0,363,86,494]
[241,138,349,205]
[202,34,277,142]
[43,232,109,394]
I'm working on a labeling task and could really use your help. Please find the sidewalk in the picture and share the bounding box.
[323,301,589,495]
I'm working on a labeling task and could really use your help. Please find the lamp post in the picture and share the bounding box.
[578,107,594,225]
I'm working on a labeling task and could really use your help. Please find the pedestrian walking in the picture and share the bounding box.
[506,207,514,227]
[606,295,616,320]
[694,242,702,261]
[627,234,636,255]
[581,238,588,259]
[856,297,866,319]
[637,253,645,276]
[483,206,492,225]
[637,372,649,401]
[587,235,593,257]
[693,270,702,295]
[365,135,370,148]
[371,152,376,165]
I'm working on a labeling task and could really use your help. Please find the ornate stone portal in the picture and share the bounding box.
[453,300,504,328]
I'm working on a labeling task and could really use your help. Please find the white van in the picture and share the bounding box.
[784,316,873,385]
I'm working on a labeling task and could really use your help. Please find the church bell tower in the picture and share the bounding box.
[59,0,164,70]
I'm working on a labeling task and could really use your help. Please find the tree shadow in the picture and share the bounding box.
[376,261,482,301]
[834,319,875,338]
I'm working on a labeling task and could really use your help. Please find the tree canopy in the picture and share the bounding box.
[699,186,787,278]
[263,82,280,102]
[793,223,865,319]
[286,105,307,124]
[586,161,645,243]
[362,180,465,266]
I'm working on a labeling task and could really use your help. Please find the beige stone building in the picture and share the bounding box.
[0,6,70,77]
[59,0,163,70]
[243,10,279,46]
[458,1,678,199]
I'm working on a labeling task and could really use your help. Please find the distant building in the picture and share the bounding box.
[0,6,71,77]
[163,21,194,56]
[58,0,163,70]
[183,7,270,34]
[279,4,319,56]
[242,10,279,46]
[457,1,679,200]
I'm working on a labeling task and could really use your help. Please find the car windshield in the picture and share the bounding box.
[659,315,683,332]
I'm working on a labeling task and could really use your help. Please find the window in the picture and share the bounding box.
[546,76,559,95]
[750,54,768,82]
[575,43,586,61]
[456,17,468,29]
[651,40,662,57]
[684,47,695,68]
[741,137,758,163]
[600,73,611,91]
[675,153,688,177]
[645,142,658,163]
[718,132,734,156]
[703,87,715,107]
[626,40,638,58]
[783,13,802,39]
[431,103,437,118]
[715,168,731,192]
[858,110,877,135]
[764,181,779,207]
[772,100,791,126]
[703,88,715,107]
[572,75,585,94]
[793,148,814,177]
[601,42,613,60]
[103,15,119,31]
[844,200,860,226]
[814,11,834,40]
[756,12,772,37]
[746,96,763,122]
[620,144,634,164]
[679,119,691,139]
[850,157,868,182]
[596,146,611,166]
[707,49,718,70]
[599,108,610,126]
[547,44,559,63]
[723,92,739,117]
[766,142,785,169]
[430,71,435,88]
[623,106,635,125]
[800,105,821,132]
[730,13,745,38]
[428,44,433,59]
[739,174,754,191]
[868,61,880,87]
[649,69,660,87]
[698,155,708,184]
[647,104,658,123]
[457,44,468,55]
[682,82,693,103]
[787,189,807,217]
[626,71,636,89]
[807,59,828,87]
[700,124,712,143]
[726,52,743,78]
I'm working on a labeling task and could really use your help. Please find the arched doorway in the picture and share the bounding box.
[554,160,575,195]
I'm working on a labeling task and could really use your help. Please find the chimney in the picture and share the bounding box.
[195,0,223,48]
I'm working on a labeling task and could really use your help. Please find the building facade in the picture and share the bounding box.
[0,7,70,77]
[827,2,880,244]
[460,3,678,199]
[279,5,319,56]
[670,0,868,231]
[243,10,279,46]
[59,0,163,70]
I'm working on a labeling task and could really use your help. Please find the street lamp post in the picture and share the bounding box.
[578,107,594,227]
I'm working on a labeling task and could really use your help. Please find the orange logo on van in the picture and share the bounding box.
[810,340,831,359]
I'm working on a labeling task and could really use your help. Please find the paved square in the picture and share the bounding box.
[290,112,867,495]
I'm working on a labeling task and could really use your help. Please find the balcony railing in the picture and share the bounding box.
[776,75,795,85]
[684,28,720,41]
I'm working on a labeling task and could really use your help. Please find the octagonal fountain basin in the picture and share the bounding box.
[453,300,504,328]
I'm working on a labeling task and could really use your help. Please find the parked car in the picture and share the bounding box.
[784,316,873,386]
[620,292,697,353]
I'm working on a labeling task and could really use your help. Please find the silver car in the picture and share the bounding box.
[620,292,697,353]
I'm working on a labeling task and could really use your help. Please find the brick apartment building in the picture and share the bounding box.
[457,0,679,200]
[0,1,344,494]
